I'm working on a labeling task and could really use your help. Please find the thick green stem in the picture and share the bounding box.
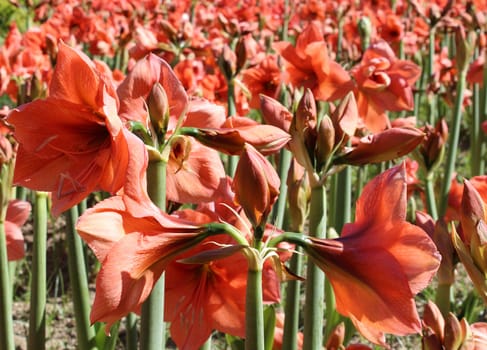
[282,250,303,350]
[428,29,437,125]
[324,168,351,341]
[425,175,438,221]
[28,192,48,350]
[435,70,468,316]
[245,268,264,350]
[471,80,483,176]
[125,313,138,350]
[271,149,292,228]
[435,284,452,318]
[303,185,326,350]
[66,206,97,350]
[438,70,468,217]
[227,79,238,176]
[140,160,166,350]
[0,221,14,350]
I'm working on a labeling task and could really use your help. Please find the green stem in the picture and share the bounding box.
[245,268,264,350]
[324,167,351,341]
[125,313,138,350]
[66,206,97,350]
[271,149,292,228]
[303,185,326,350]
[471,80,482,176]
[0,221,14,350]
[103,322,120,350]
[438,69,468,217]
[140,160,166,350]
[282,250,303,350]
[428,29,437,125]
[28,192,48,350]
[425,175,438,221]
[435,284,452,318]
[226,79,238,176]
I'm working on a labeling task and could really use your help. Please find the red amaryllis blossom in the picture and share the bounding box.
[76,193,208,331]
[351,40,421,132]
[304,164,441,346]
[118,53,227,204]
[8,42,145,216]
[117,53,189,128]
[5,199,31,261]
[274,21,352,101]
[241,55,281,109]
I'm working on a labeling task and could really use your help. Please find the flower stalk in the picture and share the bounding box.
[65,205,97,350]
[140,159,167,350]
[28,191,48,350]
[303,184,327,350]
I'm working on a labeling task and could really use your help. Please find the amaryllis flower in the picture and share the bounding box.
[351,40,421,132]
[8,42,145,216]
[5,199,31,261]
[242,55,281,109]
[303,164,441,346]
[165,197,283,350]
[76,192,209,331]
[118,53,227,204]
[274,21,353,102]
[117,53,189,128]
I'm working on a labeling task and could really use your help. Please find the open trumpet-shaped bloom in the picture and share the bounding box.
[351,40,421,132]
[274,21,352,101]
[305,164,441,346]
[8,42,145,216]
[76,193,208,331]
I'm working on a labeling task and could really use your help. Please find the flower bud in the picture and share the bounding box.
[315,114,335,170]
[444,313,469,350]
[455,26,476,73]
[336,127,425,166]
[286,159,309,231]
[184,117,290,156]
[147,82,169,134]
[419,118,448,172]
[330,92,359,148]
[233,144,280,229]
[358,16,372,51]
[259,95,293,132]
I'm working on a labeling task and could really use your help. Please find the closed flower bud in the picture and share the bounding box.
[419,118,448,172]
[184,117,290,156]
[358,16,372,51]
[147,82,169,134]
[330,92,359,149]
[233,143,280,229]
[315,115,335,170]
[336,127,425,166]
[455,26,476,73]
[286,159,309,231]
[444,314,469,350]
[296,88,317,132]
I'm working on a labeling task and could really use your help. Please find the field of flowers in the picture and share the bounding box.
[1,0,487,349]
